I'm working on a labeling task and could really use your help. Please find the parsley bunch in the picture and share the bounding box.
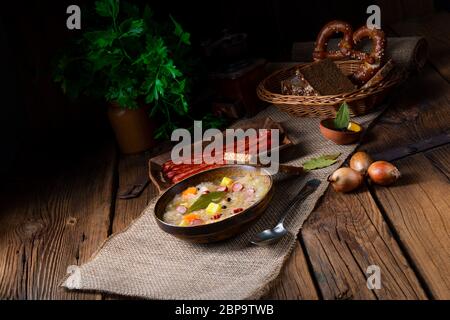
[54,0,193,139]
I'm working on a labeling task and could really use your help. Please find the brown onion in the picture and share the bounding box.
[328,167,364,193]
[350,151,373,175]
[368,161,401,186]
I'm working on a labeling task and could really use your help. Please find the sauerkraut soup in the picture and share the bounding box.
[163,174,270,226]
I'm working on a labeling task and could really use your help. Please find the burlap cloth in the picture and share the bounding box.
[61,106,384,299]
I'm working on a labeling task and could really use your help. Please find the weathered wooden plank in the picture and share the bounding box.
[371,149,450,299]
[0,142,116,299]
[302,66,450,300]
[362,66,450,155]
[371,131,450,162]
[300,186,427,300]
[355,65,450,298]
[111,153,159,234]
[390,12,450,82]
[111,143,172,233]
[103,153,160,300]
[264,242,319,300]
[425,144,450,180]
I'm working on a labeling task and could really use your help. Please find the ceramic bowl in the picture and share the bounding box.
[153,165,274,243]
[319,118,363,145]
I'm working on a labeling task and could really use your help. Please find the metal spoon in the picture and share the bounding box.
[250,179,321,246]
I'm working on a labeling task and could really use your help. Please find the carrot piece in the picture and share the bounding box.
[182,187,197,197]
[183,213,201,222]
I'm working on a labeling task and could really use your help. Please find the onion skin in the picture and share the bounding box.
[350,151,373,175]
[328,167,364,193]
[368,161,401,186]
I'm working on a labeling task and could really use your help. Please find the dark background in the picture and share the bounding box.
[0,0,447,174]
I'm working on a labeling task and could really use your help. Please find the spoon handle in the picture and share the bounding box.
[253,163,304,175]
[278,179,321,225]
[278,164,304,175]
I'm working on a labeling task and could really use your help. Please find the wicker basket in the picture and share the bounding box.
[257,60,405,118]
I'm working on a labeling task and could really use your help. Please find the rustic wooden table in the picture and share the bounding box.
[1,13,449,300]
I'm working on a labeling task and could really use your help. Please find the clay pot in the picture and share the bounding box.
[319,118,363,145]
[107,102,156,154]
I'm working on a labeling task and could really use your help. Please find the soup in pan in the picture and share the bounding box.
[163,174,270,227]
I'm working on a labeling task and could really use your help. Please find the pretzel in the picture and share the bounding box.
[350,26,386,85]
[313,20,353,61]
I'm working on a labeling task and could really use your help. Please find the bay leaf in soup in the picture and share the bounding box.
[187,191,226,213]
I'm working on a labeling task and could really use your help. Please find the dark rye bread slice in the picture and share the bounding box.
[300,58,356,95]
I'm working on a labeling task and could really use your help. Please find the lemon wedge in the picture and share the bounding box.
[347,122,361,132]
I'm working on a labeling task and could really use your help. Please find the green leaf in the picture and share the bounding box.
[334,102,350,129]
[145,92,155,104]
[154,78,164,99]
[180,32,191,45]
[181,97,189,113]
[118,18,132,32]
[170,16,191,45]
[95,0,109,17]
[155,38,168,56]
[170,15,183,37]
[303,153,341,171]
[119,19,144,38]
[187,191,226,213]
[86,47,123,71]
[149,101,159,116]
[154,128,165,140]
[323,153,341,160]
[95,0,119,19]
[84,30,117,48]
[164,60,182,78]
